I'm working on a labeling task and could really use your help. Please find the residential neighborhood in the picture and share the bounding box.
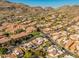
[0,0,79,58]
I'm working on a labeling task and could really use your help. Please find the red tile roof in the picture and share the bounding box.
[10,26,36,39]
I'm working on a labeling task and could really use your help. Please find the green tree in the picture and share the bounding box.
[31,32,42,37]
[0,48,8,54]
[34,50,47,57]
[23,51,32,58]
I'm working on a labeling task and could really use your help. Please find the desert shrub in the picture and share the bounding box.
[15,29,25,34]
[3,32,12,37]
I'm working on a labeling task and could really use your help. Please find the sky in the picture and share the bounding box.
[8,0,79,8]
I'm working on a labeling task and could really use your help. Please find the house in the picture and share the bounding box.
[65,39,74,49]
[47,45,63,57]
[5,23,25,33]
[26,42,37,49]
[0,36,11,44]
[3,53,17,58]
[10,26,36,39]
[69,43,76,53]
[32,37,44,46]
[70,34,79,41]
[12,47,24,57]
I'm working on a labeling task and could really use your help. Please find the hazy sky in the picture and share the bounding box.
[8,0,79,8]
